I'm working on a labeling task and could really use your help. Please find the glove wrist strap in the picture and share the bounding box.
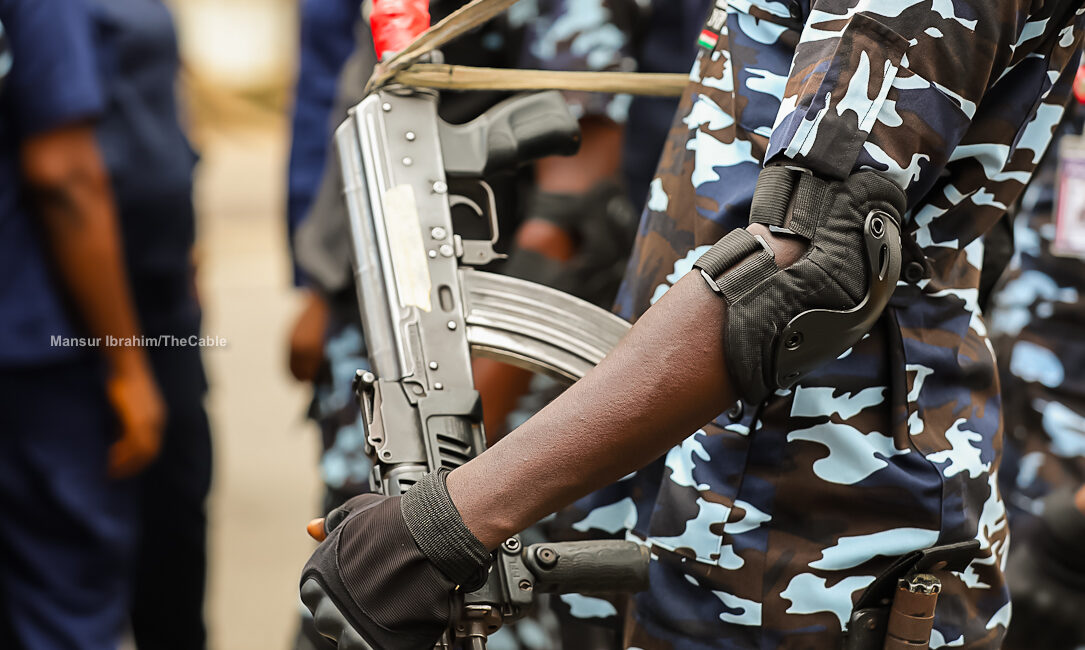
[401,469,491,587]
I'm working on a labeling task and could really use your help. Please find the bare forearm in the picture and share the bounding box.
[448,273,735,549]
[533,116,623,194]
[24,126,146,371]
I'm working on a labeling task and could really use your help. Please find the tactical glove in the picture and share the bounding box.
[1003,488,1085,650]
[300,470,491,650]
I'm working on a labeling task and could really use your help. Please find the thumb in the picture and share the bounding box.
[323,504,352,534]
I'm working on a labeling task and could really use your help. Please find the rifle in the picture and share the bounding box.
[335,84,648,648]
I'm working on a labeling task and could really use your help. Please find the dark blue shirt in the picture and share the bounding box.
[287,0,360,286]
[0,0,104,365]
[89,0,195,274]
[87,0,198,332]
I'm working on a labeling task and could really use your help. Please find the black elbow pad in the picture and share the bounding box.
[694,166,906,404]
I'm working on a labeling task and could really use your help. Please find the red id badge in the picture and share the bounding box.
[1053,134,1085,258]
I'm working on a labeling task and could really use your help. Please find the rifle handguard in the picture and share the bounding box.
[523,540,650,594]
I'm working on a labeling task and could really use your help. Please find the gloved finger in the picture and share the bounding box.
[320,493,387,539]
[307,518,327,542]
[324,504,352,534]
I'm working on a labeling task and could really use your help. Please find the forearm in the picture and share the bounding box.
[24,126,147,371]
[449,272,735,549]
[533,116,622,195]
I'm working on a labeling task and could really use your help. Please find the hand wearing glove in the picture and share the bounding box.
[1003,487,1085,650]
[300,470,492,650]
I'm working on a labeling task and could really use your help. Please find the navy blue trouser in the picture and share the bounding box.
[130,337,211,650]
[128,291,212,650]
[0,357,137,650]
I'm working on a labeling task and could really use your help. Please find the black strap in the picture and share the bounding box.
[749,165,828,240]
[718,251,777,302]
[695,228,762,278]
[749,166,796,230]
[693,228,778,303]
[400,469,491,588]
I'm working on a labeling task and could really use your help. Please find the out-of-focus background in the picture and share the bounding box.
[172,2,319,647]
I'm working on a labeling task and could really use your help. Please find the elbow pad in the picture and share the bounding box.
[693,167,906,404]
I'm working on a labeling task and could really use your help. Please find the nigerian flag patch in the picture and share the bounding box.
[697,28,719,50]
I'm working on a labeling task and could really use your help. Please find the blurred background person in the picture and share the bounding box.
[83,0,213,647]
[286,0,367,519]
[473,0,643,439]
[0,0,165,647]
[284,2,366,647]
[988,75,1085,650]
[1,0,360,647]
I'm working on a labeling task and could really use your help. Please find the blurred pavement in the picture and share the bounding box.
[195,121,324,650]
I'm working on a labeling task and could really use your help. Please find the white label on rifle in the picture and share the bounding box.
[383,184,433,311]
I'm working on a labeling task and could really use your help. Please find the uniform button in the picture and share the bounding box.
[904,261,925,284]
[726,401,744,422]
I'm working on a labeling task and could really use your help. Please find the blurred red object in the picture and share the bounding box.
[371,0,430,61]
[1074,64,1085,104]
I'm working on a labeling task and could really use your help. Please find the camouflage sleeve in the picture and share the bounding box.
[766,1,1035,204]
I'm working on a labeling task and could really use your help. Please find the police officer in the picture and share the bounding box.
[987,95,1085,649]
[285,5,370,647]
[0,0,165,647]
[305,2,1085,649]
[82,0,213,647]
[475,0,643,436]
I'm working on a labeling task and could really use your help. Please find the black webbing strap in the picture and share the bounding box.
[718,251,777,302]
[749,165,829,240]
[694,228,778,303]
[749,166,795,230]
[696,228,761,277]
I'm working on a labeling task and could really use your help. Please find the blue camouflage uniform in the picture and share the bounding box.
[621,0,708,215]
[558,1,1085,648]
[989,99,1085,523]
[285,0,371,508]
[0,1,137,647]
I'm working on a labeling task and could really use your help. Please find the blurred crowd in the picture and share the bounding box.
[1,0,1085,649]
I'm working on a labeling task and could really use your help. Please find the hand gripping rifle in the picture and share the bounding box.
[335,84,647,648]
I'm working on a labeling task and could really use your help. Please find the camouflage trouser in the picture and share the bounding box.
[311,319,373,511]
[555,313,1008,650]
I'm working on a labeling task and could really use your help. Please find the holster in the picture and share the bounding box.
[842,540,979,650]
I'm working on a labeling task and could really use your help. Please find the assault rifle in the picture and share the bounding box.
[335,84,647,648]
